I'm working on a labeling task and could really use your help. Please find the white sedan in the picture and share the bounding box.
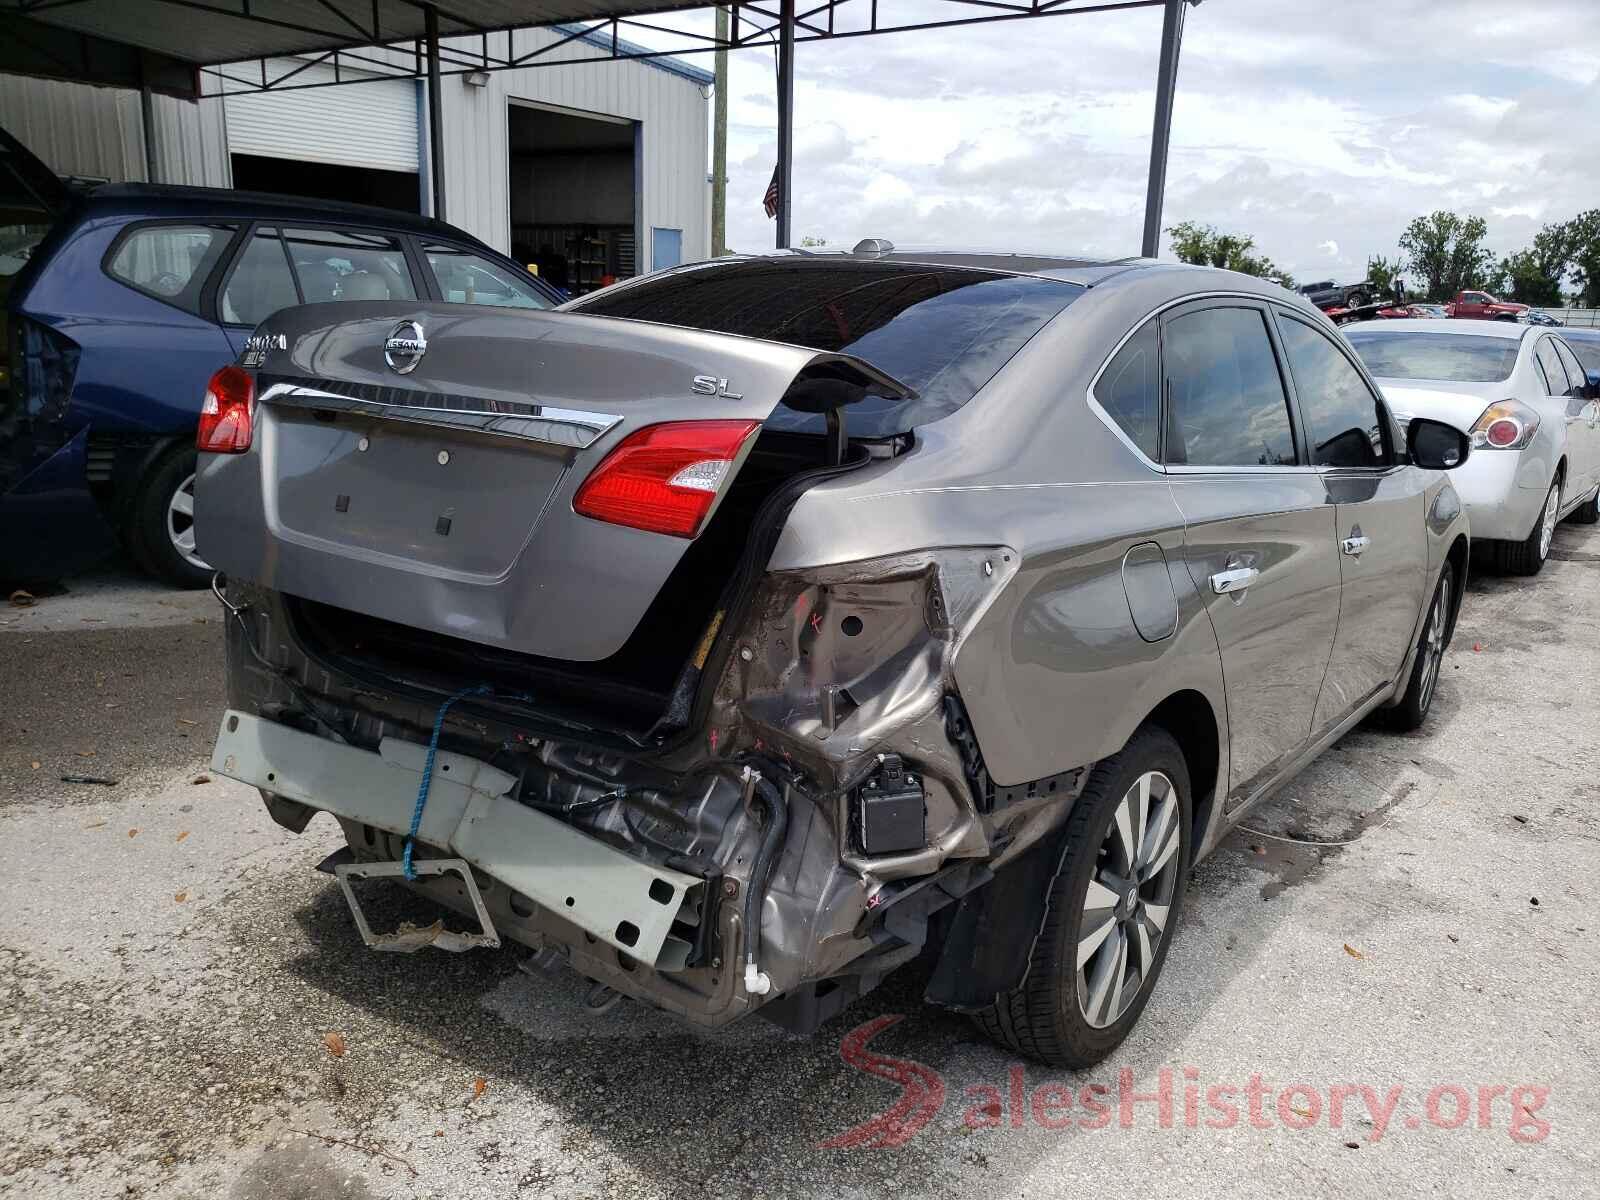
[1346,318,1600,574]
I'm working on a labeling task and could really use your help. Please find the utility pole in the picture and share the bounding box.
[712,7,728,256]
[1140,0,1188,259]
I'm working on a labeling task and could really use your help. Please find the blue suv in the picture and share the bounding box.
[1,128,559,587]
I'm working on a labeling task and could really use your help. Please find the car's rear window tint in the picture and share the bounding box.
[1346,331,1520,382]
[570,260,1083,434]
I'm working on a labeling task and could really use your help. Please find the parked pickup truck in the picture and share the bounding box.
[1298,279,1374,310]
[1445,290,1528,320]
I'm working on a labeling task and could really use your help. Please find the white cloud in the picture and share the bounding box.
[633,2,1600,278]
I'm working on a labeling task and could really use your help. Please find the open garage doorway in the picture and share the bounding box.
[508,101,638,297]
[230,155,420,214]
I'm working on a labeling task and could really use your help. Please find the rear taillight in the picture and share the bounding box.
[198,365,255,453]
[1469,399,1538,450]
[573,420,761,538]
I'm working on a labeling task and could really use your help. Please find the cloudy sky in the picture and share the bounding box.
[645,0,1598,282]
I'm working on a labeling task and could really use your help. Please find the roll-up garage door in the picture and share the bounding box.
[223,60,418,173]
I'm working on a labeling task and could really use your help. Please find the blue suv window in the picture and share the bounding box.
[221,228,298,326]
[106,223,236,315]
[282,227,415,303]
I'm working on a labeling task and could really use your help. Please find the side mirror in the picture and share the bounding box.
[1587,369,1600,400]
[1408,417,1470,470]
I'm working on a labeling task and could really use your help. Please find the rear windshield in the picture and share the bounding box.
[569,260,1084,434]
[1345,330,1520,382]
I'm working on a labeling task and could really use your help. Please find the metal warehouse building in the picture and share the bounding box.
[0,24,711,291]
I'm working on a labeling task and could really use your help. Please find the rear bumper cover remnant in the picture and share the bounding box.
[211,709,703,969]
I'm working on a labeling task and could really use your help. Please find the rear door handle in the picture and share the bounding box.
[1210,566,1259,595]
[1342,535,1371,557]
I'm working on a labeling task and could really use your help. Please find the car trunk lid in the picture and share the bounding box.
[196,301,910,663]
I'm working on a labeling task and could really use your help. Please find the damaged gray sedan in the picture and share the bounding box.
[199,248,1471,1067]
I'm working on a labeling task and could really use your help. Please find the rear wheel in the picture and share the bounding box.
[1373,563,1453,732]
[973,725,1190,1068]
[1494,477,1560,576]
[1568,484,1599,525]
[128,445,212,589]
[1345,290,1369,309]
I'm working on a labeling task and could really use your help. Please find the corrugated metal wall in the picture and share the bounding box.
[2,31,708,265]
[0,73,228,186]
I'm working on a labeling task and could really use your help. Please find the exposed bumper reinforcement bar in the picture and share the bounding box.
[211,709,702,967]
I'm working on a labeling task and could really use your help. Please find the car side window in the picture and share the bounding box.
[220,227,299,326]
[1534,338,1571,397]
[1095,320,1160,462]
[422,243,550,309]
[281,226,416,303]
[105,223,235,314]
[1276,313,1391,468]
[1552,340,1589,401]
[1162,305,1297,467]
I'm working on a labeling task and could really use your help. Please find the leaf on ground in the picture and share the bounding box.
[83,820,107,829]
[473,1077,488,1100]
[174,890,187,903]
[77,749,96,758]
[176,830,190,842]
[191,775,210,785]
[30,760,40,770]
[1343,943,1364,960]
[323,1031,347,1058]
[8,589,35,607]
[127,828,139,839]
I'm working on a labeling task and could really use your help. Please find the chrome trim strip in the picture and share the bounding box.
[258,382,621,451]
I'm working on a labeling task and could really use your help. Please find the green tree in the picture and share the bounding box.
[1165,222,1292,287]
[1569,210,1600,308]
[1366,254,1404,300]
[1397,211,1496,301]
[1496,220,1575,306]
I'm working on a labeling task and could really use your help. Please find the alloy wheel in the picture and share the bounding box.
[166,472,211,572]
[1538,481,1560,561]
[1417,571,1449,712]
[1076,770,1182,1029]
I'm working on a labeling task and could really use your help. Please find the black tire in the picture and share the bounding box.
[1568,484,1599,525]
[972,725,1192,1069]
[1345,291,1369,308]
[1373,563,1453,733]
[127,444,212,589]
[1493,476,1560,576]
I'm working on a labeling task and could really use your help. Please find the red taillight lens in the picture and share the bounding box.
[1484,418,1521,448]
[573,420,761,538]
[197,365,255,453]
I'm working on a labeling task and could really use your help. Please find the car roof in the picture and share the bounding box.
[78,183,488,247]
[752,246,1154,287]
[1344,317,1529,339]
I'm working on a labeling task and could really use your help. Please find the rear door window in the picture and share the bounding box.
[1162,305,1297,467]
[105,223,236,314]
[1534,337,1573,396]
[220,228,299,326]
[282,226,416,303]
[1276,313,1391,468]
[1553,339,1591,391]
[422,243,550,308]
[1095,321,1160,462]
[569,259,1084,434]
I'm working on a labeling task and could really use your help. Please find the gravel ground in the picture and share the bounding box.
[1,529,1597,1199]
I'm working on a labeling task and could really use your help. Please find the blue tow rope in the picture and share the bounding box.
[402,684,528,880]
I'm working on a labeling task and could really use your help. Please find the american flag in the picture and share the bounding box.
[763,166,780,219]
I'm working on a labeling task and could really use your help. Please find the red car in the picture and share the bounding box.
[1444,290,1528,320]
